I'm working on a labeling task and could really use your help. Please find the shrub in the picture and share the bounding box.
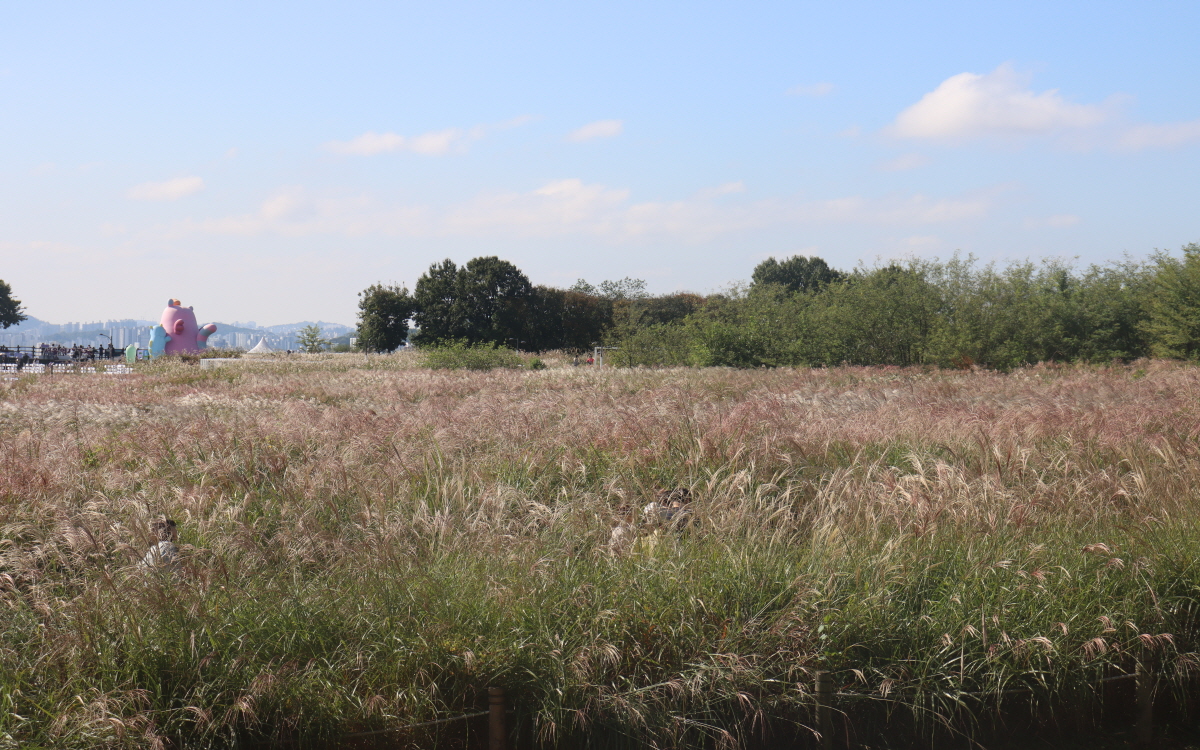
[421,340,524,370]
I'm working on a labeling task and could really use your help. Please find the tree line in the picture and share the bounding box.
[358,243,1200,369]
[7,243,1200,369]
[355,256,702,354]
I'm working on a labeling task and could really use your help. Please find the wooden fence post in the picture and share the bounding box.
[1135,662,1155,749]
[488,687,508,750]
[815,671,833,750]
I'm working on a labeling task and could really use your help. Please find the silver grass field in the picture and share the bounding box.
[1,354,1198,748]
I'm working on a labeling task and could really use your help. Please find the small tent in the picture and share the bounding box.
[246,337,274,355]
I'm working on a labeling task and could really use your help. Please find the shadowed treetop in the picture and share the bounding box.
[0,280,27,329]
[751,255,843,294]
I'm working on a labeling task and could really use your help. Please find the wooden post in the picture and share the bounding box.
[815,671,833,750]
[1135,662,1155,749]
[488,687,507,750]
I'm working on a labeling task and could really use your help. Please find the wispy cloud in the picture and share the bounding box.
[1024,213,1081,229]
[171,186,430,238]
[889,64,1107,140]
[128,176,205,201]
[876,153,930,171]
[168,179,995,244]
[697,181,747,198]
[904,235,940,248]
[567,119,623,142]
[1119,119,1200,150]
[326,116,534,156]
[326,128,464,156]
[787,82,834,97]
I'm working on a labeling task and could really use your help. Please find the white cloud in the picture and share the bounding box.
[326,128,464,156]
[890,64,1107,140]
[326,117,535,156]
[1046,214,1080,227]
[692,181,747,200]
[173,186,431,238]
[1024,214,1081,229]
[787,82,834,97]
[567,119,624,142]
[795,192,993,225]
[904,235,940,248]
[876,153,930,171]
[1119,119,1200,150]
[445,179,632,236]
[170,179,994,245]
[128,176,205,201]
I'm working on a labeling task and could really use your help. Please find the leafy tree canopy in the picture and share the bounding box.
[459,256,534,345]
[571,277,648,300]
[527,286,613,351]
[751,255,843,294]
[0,279,28,329]
[356,283,415,352]
[411,257,534,347]
[1144,243,1200,359]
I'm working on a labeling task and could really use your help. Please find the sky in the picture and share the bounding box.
[3,2,1199,327]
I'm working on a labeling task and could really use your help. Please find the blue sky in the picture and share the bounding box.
[3,2,1199,326]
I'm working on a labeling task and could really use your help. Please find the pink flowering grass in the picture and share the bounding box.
[0,356,1198,747]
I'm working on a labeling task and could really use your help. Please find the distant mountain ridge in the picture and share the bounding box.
[262,321,355,336]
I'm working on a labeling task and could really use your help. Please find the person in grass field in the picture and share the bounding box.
[609,487,693,554]
[141,517,180,571]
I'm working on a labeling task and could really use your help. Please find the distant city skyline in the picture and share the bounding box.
[0,315,355,350]
[3,2,1198,326]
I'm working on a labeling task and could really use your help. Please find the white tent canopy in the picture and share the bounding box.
[246,337,274,355]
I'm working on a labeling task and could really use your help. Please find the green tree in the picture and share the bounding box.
[356,283,415,352]
[526,286,613,352]
[802,264,941,367]
[296,324,329,353]
[411,257,535,347]
[1066,260,1151,361]
[411,259,466,345]
[0,279,27,329]
[685,285,808,367]
[751,255,843,294]
[459,256,534,346]
[597,277,648,300]
[1144,243,1200,358]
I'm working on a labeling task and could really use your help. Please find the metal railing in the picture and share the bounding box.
[0,344,128,365]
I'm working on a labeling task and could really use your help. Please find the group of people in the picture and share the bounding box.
[0,343,120,366]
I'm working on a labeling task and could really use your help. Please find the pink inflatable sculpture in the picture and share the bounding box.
[148,299,217,357]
